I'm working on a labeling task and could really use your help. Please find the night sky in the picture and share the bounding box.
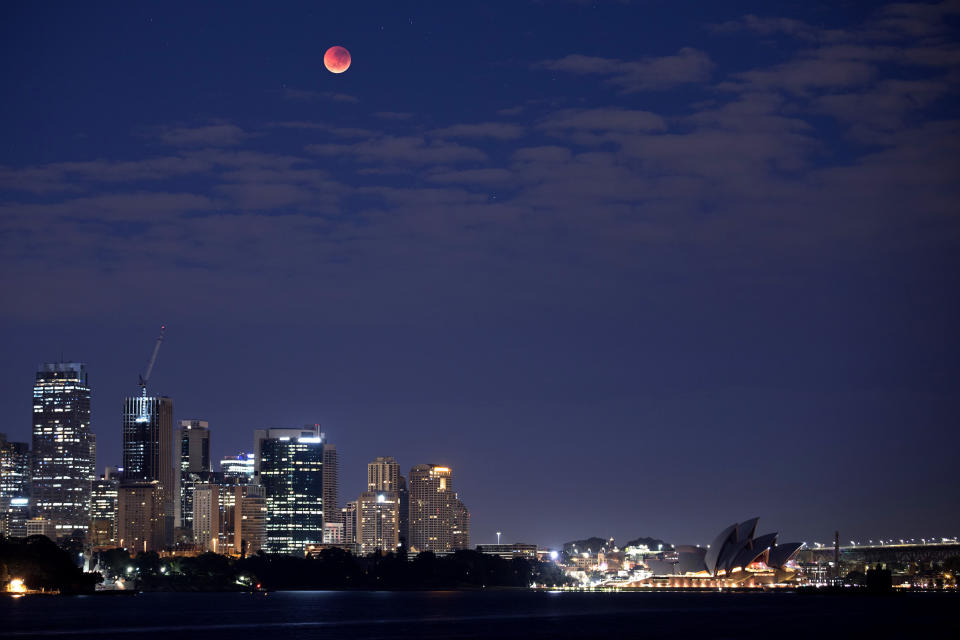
[1,1,958,549]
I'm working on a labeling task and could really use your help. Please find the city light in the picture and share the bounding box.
[8,578,27,593]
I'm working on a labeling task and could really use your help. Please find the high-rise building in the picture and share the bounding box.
[397,475,409,548]
[357,490,399,555]
[452,496,470,550]
[88,433,97,480]
[322,443,339,525]
[234,485,266,556]
[342,500,358,550]
[122,395,174,546]
[0,433,30,524]
[368,456,401,492]
[255,426,328,555]
[220,453,255,483]
[117,481,164,552]
[89,470,119,548]
[175,419,211,536]
[31,362,93,537]
[177,420,210,473]
[409,464,469,553]
[193,483,220,552]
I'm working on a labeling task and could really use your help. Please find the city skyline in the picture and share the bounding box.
[2,1,959,550]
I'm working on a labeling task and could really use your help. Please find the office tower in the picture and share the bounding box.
[409,464,463,553]
[193,483,220,552]
[31,362,93,537]
[117,481,164,552]
[357,491,399,555]
[342,501,357,549]
[397,475,409,548]
[323,521,344,544]
[26,517,55,538]
[234,485,266,556]
[1,433,31,538]
[122,395,174,546]
[255,426,327,555]
[368,456,400,492]
[175,419,211,535]
[322,443,339,525]
[89,469,119,548]
[221,453,255,483]
[177,420,210,473]
[452,496,470,550]
[88,433,97,480]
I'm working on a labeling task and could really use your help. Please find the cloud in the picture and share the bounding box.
[157,124,249,147]
[536,48,714,92]
[282,88,360,103]
[373,111,414,120]
[429,122,525,140]
[306,136,486,165]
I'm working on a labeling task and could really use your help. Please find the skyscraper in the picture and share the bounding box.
[122,395,174,546]
[31,362,93,537]
[0,433,30,538]
[408,464,470,553]
[452,496,470,550]
[89,469,119,548]
[175,419,211,535]
[397,474,409,549]
[322,443,339,525]
[177,420,210,473]
[117,481,164,553]
[357,490,399,555]
[368,456,400,492]
[255,426,327,555]
[220,453,255,483]
[342,500,357,550]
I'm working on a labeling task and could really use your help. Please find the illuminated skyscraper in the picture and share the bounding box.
[255,426,328,555]
[408,464,460,553]
[220,453,255,483]
[357,490,399,555]
[367,456,400,492]
[175,419,211,533]
[322,443,339,525]
[31,362,93,537]
[1,433,30,538]
[117,481,164,552]
[342,500,357,550]
[452,496,470,550]
[177,420,210,473]
[89,469,119,548]
[122,395,174,546]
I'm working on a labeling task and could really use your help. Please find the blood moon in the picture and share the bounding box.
[324,46,351,74]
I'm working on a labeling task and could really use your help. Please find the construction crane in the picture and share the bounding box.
[138,325,166,397]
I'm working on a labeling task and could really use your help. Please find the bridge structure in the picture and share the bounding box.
[805,541,960,566]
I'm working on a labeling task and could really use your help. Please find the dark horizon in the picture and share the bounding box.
[1,0,958,549]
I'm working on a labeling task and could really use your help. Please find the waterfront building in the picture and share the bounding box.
[89,469,119,548]
[31,363,93,537]
[342,500,357,548]
[397,475,409,548]
[452,496,470,550]
[220,453,255,483]
[234,486,266,556]
[192,483,220,551]
[0,433,30,537]
[122,394,174,546]
[117,481,165,553]
[357,490,399,555]
[3,497,30,538]
[255,426,328,555]
[409,464,469,553]
[477,543,538,561]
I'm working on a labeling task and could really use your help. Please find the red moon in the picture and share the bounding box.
[324,46,351,74]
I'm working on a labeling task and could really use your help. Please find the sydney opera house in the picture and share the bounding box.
[629,518,804,588]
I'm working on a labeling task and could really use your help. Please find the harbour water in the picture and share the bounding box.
[1,590,954,639]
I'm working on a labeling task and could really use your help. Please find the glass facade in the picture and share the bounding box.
[259,433,325,555]
[122,395,174,546]
[31,362,93,536]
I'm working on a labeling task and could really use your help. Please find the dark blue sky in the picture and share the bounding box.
[1,1,958,548]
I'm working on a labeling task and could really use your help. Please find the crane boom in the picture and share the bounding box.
[138,325,166,394]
